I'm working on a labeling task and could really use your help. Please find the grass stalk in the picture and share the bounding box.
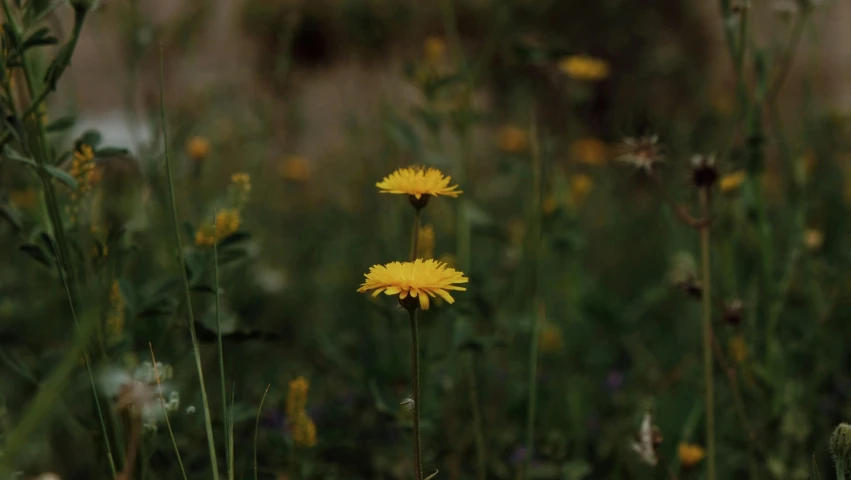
[522,114,544,479]
[467,352,486,480]
[409,307,424,480]
[149,345,188,480]
[254,385,271,480]
[699,188,715,480]
[158,47,220,480]
[213,215,234,480]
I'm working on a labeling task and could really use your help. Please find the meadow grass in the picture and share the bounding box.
[1,1,850,479]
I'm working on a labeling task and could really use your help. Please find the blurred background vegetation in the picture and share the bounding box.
[2,0,851,479]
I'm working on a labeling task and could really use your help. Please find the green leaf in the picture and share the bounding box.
[45,115,75,133]
[216,231,250,249]
[75,130,102,150]
[96,147,130,157]
[3,145,78,189]
[22,27,58,50]
[19,244,52,268]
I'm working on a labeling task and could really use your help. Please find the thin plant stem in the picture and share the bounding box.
[213,215,233,480]
[254,385,271,480]
[522,299,544,479]
[522,113,544,480]
[699,188,715,480]
[411,207,422,261]
[118,416,142,480]
[158,46,220,480]
[149,345,188,480]
[467,353,486,480]
[409,308,424,480]
[710,336,760,479]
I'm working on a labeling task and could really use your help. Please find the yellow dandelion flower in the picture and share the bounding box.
[558,55,610,82]
[728,334,747,364]
[538,323,563,353]
[719,170,746,193]
[287,376,310,419]
[9,188,39,212]
[616,135,663,172]
[497,125,529,153]
[418,224,436,259]
[106,281,125,345]
[804,229,823,250]
[376,166,462,201]
[677,443,706,467]
[357,259,469,311]
[187,136,210,161]
[278,155,311,182]
[567,174,593,210]
[570,138,608,165]
[424,36,446,64]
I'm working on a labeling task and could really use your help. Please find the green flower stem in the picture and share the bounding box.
[409,308,424,480]
[699,188,715,480]
[467,352,486,480]
[411,207,422,261]
[158,48,220,480]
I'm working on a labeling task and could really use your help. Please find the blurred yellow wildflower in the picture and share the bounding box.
[542,195,558,214]
[291,411,317,447]
[65,145,96,225]
[106,281,125,345]
[286,376,316,448]
[69,145,96,196]
[719,171,746,193]
[497,125,529,153]
[803,150,816,175]
[570,138,608,165]
[507,217,526,246]
[677,443,705,467]
[195,209,241,247]
[567,174,593,210]
[230,172,251,205]
[538,323,563,353]
[728,334,747,364]
[9,188,39,212]
[418,224,435,259]
[376,166,462,200]
[278,155,310,182]
[357,259,469,311]
[804,229,823,250]
[423,36,446,64]
[187,136,210,161]
[711,90,734,116]
[558,55,610,82]
[287,376,310,419]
